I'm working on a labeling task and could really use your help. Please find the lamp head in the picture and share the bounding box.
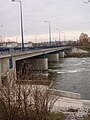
[56,28,60,31]
[12,0,21,2]
[83,0,90,3]
[44,21,50,24]
[0,25,3,27]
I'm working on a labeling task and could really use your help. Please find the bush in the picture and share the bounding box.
[0,79,59,120]
[46,112,65,120]
[84,115,90,120]
[0,60,59,120]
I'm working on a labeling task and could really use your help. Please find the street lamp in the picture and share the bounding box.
[12,0,24,51]
[64,33,66,41]
[0,25,3,28]
[83,0,90,3]
[45,21,51,45]
[56,28,60,41]
[0,25,4,42]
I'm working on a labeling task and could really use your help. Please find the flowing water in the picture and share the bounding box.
[48,57,90,100]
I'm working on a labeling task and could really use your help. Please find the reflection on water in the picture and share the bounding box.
[48,57,90,100]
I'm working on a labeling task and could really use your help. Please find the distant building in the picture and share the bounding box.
[0,42,6,47]
[18,42,33,47]
[6,42,18,48]
[0,41,18,48]
[24,42,33,47]
[0,41,33,48]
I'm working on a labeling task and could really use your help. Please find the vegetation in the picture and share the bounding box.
[0,71,59,120]
[46,112,65,120]
[84,115,90,120]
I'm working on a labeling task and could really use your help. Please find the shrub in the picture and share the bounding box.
[46,112,65,120]
[0,79,59,120]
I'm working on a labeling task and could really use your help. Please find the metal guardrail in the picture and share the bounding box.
[0,46,71,55]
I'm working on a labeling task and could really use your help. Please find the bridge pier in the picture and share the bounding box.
[0,59,2,85]
[48,52,59,62]
[0,57,10,85]
[0,56,17,86]
[30,54,48,71]
[12,57,17,79]
[59,51,65,58]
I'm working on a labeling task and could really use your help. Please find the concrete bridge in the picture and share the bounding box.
[0,46,71,85]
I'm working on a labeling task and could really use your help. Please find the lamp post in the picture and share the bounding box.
[64,33,65,41]
[0,25,4,43]
[45,21,51,45]
[56,28,60,41]
[12,0,24,51]
[83,0,90,3]
[0,25,3,28]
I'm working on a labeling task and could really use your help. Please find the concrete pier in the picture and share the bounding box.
[0,59,2,85]
[0,57,10,85]
[0,56,17,85]
[30,54,48,71]
[48,52,59,62]
[59,51,65,58]
[48,89,81,100]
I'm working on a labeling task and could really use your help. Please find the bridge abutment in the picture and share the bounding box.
[0,59,2,85]
[0,57,11,85]
[65,49,72,56]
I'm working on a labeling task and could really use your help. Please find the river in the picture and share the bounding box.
[48,57,90,100]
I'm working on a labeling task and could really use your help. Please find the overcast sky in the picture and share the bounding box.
[0,0,90,42]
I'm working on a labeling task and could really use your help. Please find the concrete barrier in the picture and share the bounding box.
[16,80,53,86]
[48,89,81,100]
[82,100,90,110]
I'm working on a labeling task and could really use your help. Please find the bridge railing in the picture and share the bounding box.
[0,45,69,55]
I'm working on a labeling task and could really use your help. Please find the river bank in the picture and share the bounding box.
[17,80,90,113]
[65,47,90,57]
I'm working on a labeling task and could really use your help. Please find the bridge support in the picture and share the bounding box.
[0,57,17,86]
[0,57,10,85]
[30,54,48,71]
[59,51,65,58]
[65,49,72,57]
[48,52,59,62]
[0,59,2,85]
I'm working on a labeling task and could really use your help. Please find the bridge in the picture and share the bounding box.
[0,46,71,85]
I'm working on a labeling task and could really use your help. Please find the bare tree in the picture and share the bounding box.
[0,70,59,120]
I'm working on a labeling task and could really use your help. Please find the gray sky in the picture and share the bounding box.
[0,0,90,42]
